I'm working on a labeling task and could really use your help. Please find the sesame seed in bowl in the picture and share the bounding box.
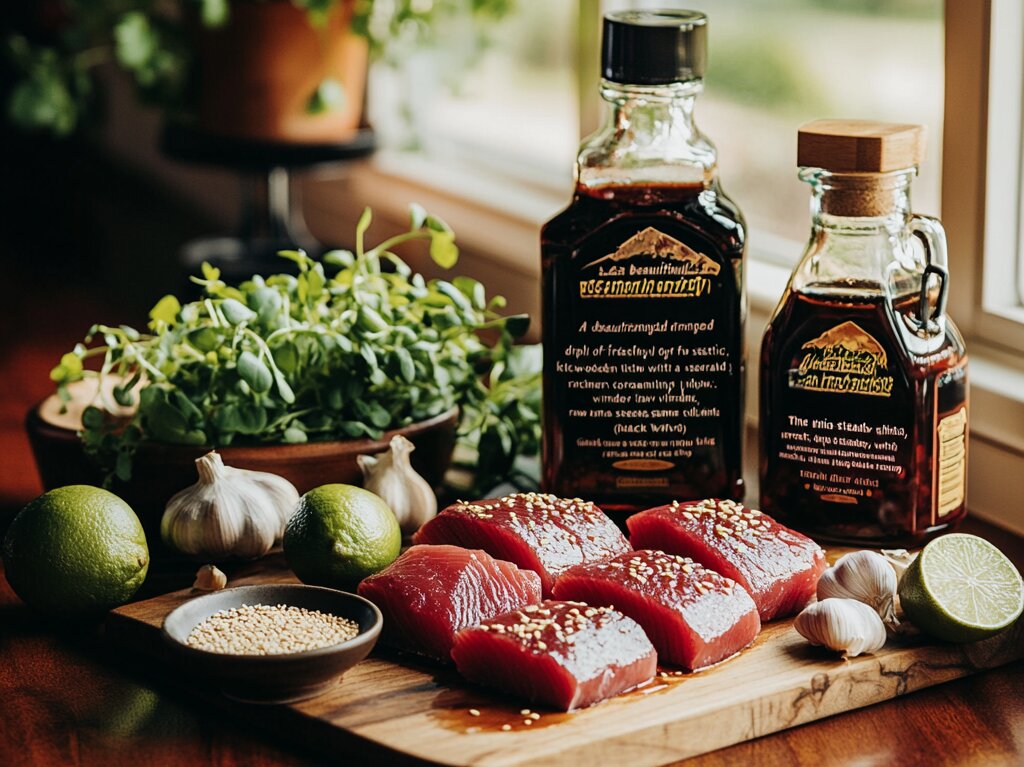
[162,584,382,704]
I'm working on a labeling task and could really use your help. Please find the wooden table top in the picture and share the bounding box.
[0,515,1021,767]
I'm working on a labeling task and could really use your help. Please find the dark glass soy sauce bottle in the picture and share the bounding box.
[760,120,968,546]
[542,11,746,521]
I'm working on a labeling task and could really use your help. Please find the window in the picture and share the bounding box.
[366,3,580,190]
[367,1,945,269]
[974,0,1024,351]
[605,0,945,265]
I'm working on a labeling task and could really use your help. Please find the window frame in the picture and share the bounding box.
[948,0,1024,353]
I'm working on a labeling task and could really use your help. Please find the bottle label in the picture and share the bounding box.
[578,227,720,299]
[789,322,894,397]
[935,406,967,518]
[775,321,912,506]
[548,220,742,500]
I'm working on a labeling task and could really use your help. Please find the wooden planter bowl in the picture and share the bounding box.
[26,400,458,558]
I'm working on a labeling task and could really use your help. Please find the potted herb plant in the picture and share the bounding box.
[6,0,514,142]
[28,206,541,543]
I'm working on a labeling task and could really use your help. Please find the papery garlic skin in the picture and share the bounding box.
[795,597,887,657]
[881,548,918,579]
[193,564,227,591]
[358,435,437,536]
[161,451,300,560]
[817,550,898,626]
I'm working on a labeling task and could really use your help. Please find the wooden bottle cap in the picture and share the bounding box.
[797,119,926,172]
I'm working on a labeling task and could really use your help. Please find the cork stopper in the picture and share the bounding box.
[797,120,926,218]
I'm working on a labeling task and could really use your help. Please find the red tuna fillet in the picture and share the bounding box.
[451,600,656,711]
[357,545,541,663]
[552,550,760,670]
[627,499,826,621]
[413,492,631,595]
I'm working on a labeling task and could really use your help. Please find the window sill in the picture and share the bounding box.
[304,154,1024,536]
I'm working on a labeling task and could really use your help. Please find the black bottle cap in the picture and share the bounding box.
[602,10,708,85]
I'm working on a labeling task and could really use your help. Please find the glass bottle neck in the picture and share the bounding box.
[793,168,922,299]
[577,79,716,189]
[805,168,915,229]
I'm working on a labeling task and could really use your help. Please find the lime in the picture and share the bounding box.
[2,485,149,617]
[898,533,1024,643]
[283,484,400,588]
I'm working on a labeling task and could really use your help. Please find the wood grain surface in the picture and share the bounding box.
[104,554,1024,767]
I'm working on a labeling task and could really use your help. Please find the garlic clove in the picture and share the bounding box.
[358,435,437,536]
[161,451,300,560]
[193,564,228,591]
[881,548,918,579]
[817,550,898,628]
[795,597,887,657]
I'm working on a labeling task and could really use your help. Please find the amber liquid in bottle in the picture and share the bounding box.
[542,181,746,519]
[760,287,967,545]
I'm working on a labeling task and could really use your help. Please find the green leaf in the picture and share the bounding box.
[306,77,346,115]
[429,231,459,269]
[113,384,135,408]
[187,327,220,353]
[424,214,453,234]
[200,0,230,25]
[324,250,355,268]
[504,314,531,338]
[283,426,308,444]
[115,451,134,482]
[82,406,105,430]
[220,298,257,325]
[394,347,416,383]
[201,262,221,282]
[149,295,181,325]
[49,352,84,382]
[272,342,299,375]
[237,351,273,393]
[409,203,428,230]
[113,12,158,71]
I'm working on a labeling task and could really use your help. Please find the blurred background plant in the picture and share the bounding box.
[5,0,515,139]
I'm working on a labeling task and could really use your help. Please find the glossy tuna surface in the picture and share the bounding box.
[552,549,760,670]
[357,544,541,663]
[627,499,826,621]
[413,492,631,595]
[450,600,657,711]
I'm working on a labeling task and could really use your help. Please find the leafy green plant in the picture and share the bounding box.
[52,205,540,491]
[7,0,515,137]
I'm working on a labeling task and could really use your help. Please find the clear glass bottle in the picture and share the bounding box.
[760,121,968,546]
[542,11,746,522]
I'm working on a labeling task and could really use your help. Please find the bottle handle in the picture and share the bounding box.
[909,214,949,331]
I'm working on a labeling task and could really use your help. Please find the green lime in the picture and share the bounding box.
[283,484,400,588]
[898,533,1024,643]
[2,485,149,618]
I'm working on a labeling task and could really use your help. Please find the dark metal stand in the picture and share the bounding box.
[160,121,376,281]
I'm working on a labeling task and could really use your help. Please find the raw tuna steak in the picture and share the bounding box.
[413,493,631,595]
[552,549,760,670]
[451,600,656,710]
[357,544,541,663]
[627,499,826,621]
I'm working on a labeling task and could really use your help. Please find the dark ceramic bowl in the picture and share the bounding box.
[162,584,382,704]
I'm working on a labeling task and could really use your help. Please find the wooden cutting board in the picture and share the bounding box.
[105,558,1024,767]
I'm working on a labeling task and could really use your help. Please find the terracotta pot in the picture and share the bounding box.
[194,0,368,143]
[26,402,458,557]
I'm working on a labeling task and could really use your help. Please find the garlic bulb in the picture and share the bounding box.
[795,598,887,657]
[161,451,299,559]
[193,564,227,591]
[357,435,437,536]
[817,550,898,626]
